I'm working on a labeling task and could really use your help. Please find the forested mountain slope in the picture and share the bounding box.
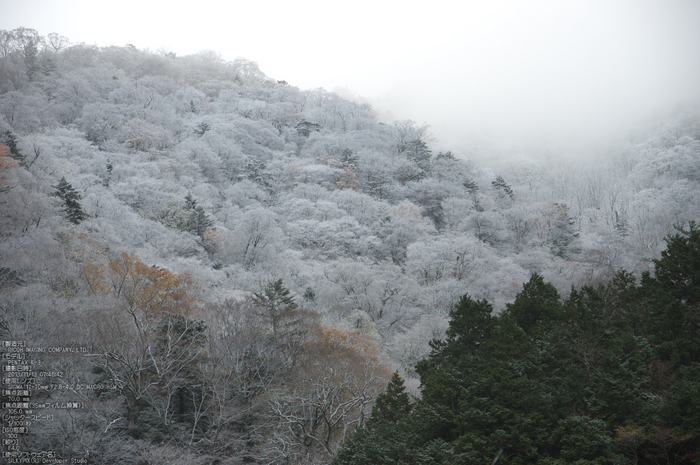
[0,28,698,464]
[335,224,700,465]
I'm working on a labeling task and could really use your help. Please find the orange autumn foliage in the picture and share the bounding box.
[294,323,391,388]
[81,252,200,317]
[202,226,224,257]
[109,252,200,317]
[80,261,109,295]
[268,322,391,459]
[0,144,19,185]
[317,325,383,361]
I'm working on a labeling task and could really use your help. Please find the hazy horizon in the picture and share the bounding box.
[2,0,699,156]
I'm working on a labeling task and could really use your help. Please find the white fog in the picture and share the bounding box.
[3,0,700,157]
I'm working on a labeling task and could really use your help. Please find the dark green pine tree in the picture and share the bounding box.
[334,370,448,465]
[642,221,700,365]
[404,139,432,177]
[190,205,213,237]
[184,192,198,210]
[254,279,297,344]
[414,295,497,445]
[428,295,495,361]
[491,175,514,199]
[254,279,297,312]
[183,193,214,238]
[103,159,113,187]
[2,130,26,166]
[295,120,321,137]
[654,221,700,307]
[368,372,413,427]
[340,148,358,167]
[505,273,563,334]
[462,178,478,193]
[51,177,87,224]
[193,122,210,136]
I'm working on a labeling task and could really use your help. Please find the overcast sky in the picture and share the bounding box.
[2,0,700,153]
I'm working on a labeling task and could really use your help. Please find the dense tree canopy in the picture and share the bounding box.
[335,225,700,465]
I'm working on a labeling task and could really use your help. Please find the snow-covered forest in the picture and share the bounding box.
[1,28,699,464]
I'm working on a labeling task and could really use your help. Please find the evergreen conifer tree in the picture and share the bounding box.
[254,279,297,344]
[505,273,563,333]
[404,139,432,175]
[368,371,412,427]
[491,175,514,198]
[182,193,214,238]
[2,130,26,166]
[654,221,700,306]
[462,178,478,193]
[51,176,87,224]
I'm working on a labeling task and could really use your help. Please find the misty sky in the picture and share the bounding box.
[2,0,700,152]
